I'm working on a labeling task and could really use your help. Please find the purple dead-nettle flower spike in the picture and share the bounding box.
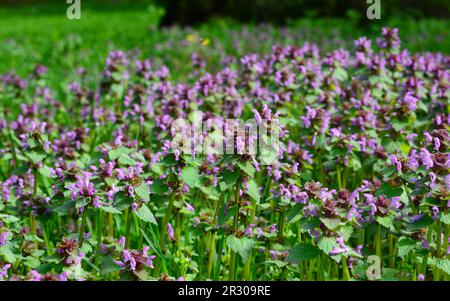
[419,148,434,170]
[253,110,262,126]
[184,202,195,213]
[269,224,277,233]
[269,250,278,260]
[106,184,119,201]
[168,223,175,240]
[244,224,255,237]
[119,236,126,248]
[29,270,43,281]
[445,174,450,190]
[406,133,417,143]
[431,206,439,220]
[128,185,134,197]
[433,137,441,151]
[122,249,137,271]
[403,93,418,111]
[429,172,437,189]
[193,217,200,227]
[256,227,263,238]
[420,236,431,249]
[319,188,335,202]
[424,132,433,145]
[70,172,95,199]
[408,149,419,170]
[390,196,401,209]
[131,202,139,211]
[356,245,363,255]
[0,232,10,246]
[388,154,402,172]
[0,264,11,280]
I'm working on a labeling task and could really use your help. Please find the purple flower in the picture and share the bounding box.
[431,206,439,220]
[0,232,10,246]
[168,223,175,241]
[0,264,11,280]
[403,93,418,111]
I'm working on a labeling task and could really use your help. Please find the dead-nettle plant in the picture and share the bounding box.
[169,111,281,165]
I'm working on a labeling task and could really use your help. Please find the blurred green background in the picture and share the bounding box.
[0,0,448,91]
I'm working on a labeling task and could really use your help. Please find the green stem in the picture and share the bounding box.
[96,211,103,246]
[207,231,217,279]
[78,209,87,245]
[336,164,342,190]
[375,223,382,259]
[207,193,224,279]
[277,209,285,242]
[229,181,240,281]
[159,181,178,251]
[125,208,133,249]
[107,213,114,239]
[341,256,351,281]
[388,233,394,268]
[420,228,433,275]
[402,180,417,214]
[42,221,51,256]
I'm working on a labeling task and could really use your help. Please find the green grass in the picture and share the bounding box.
[0,4,448,94]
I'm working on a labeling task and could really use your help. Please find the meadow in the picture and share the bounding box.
[0,4,449,281]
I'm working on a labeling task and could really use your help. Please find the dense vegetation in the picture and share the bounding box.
[0,3,449,281]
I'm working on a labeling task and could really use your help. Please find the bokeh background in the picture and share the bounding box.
[0,0,448,93]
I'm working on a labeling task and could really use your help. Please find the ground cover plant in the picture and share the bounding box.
[0,8,449,281]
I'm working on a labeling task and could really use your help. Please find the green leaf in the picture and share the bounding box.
[246,179,260,203]
[100,206,122,215]
[135,183,150,202]
[54,200,75,215]
[405,215,434,231]
[299,217,320,232]
[23,256,41,268]
[381,268,399,281]
[101,256,121,274]
[118,153,137,166]
[320,217,341,230]
[150,179,168,195]
[108,146,131,160]
[381,138,401,154]
[287,243,320,263]
[0,214,19,224]
[333,67,348,81]
[75,197,90,209]
[180,166,200,188]
[286,204,303,224]
[317,237,340,262]
[0,246,16,263]
[376,215,395,231]
[375,184,403,198]
[26,151,47,164]
[397,237,417,258]
[38,165,52,178]
[226,235,255,261]
[238,161,255,178]
[136,205,157,225]
[339,224,353,241]
[439,213,450,225]
[115,193,134,210]
[391,118,407,132]
[434,258,450,275]
[219,170,241,191]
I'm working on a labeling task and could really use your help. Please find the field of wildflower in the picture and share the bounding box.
[0,4,450,283]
